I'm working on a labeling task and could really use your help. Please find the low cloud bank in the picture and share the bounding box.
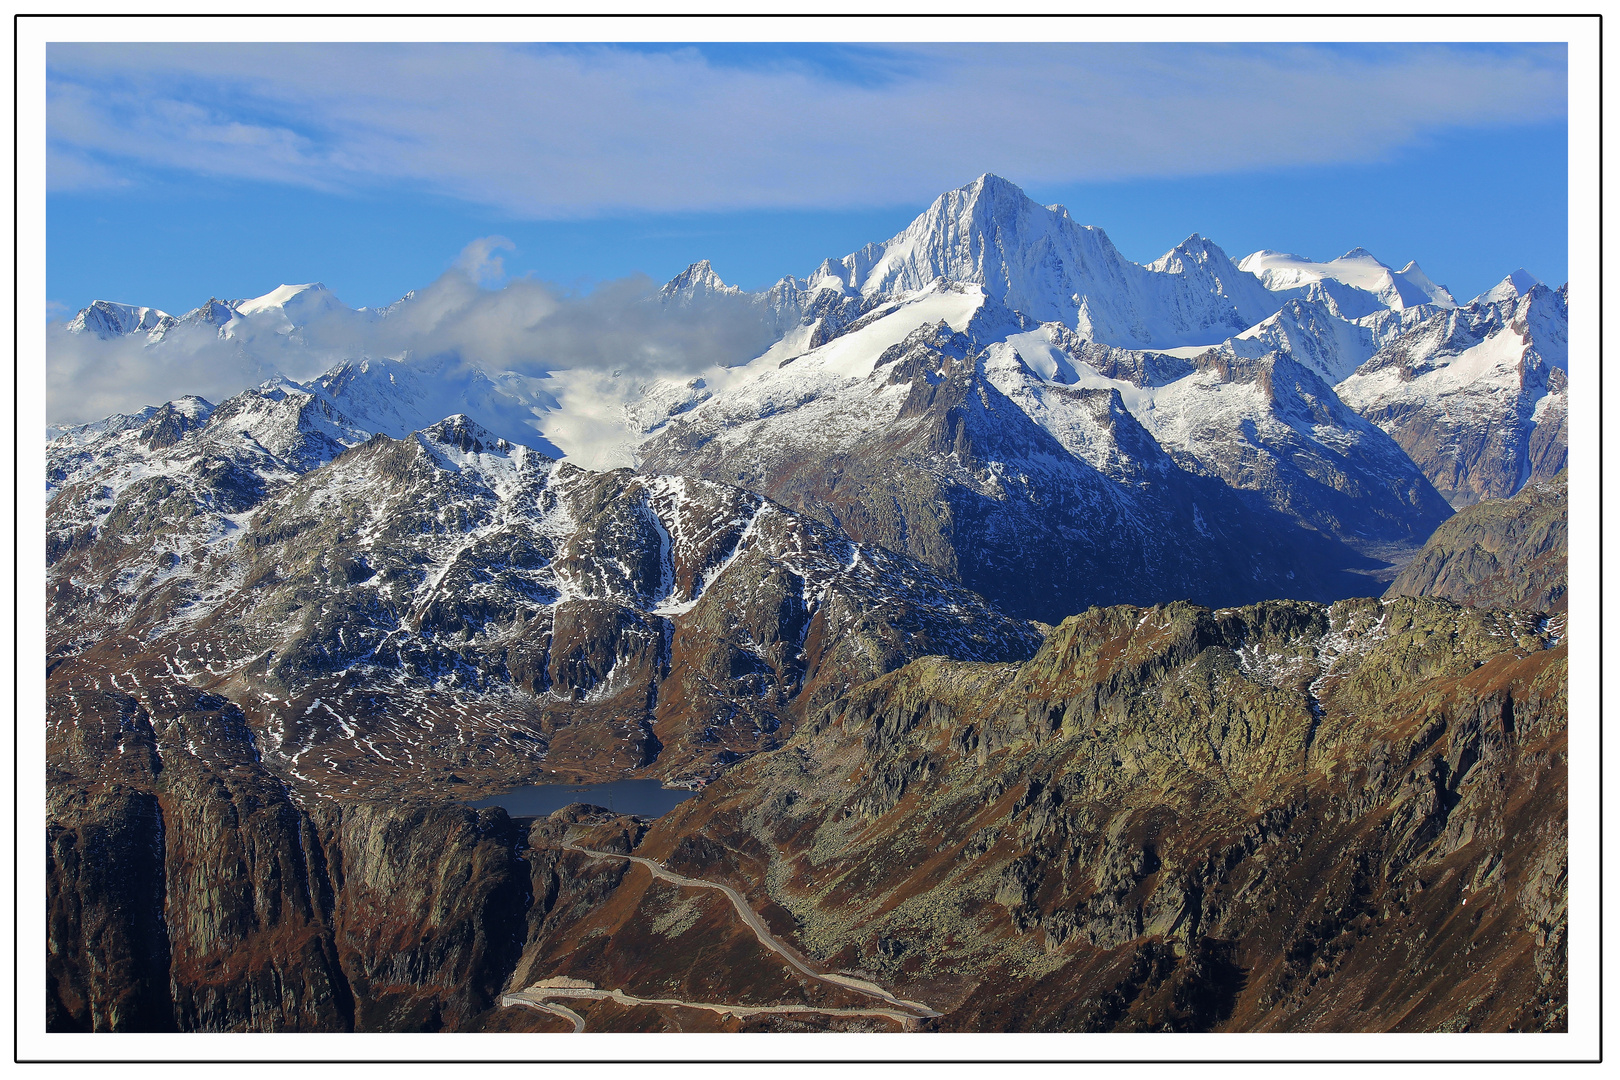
[47,238,780,427]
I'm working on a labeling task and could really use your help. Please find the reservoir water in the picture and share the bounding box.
[467,779,697,819]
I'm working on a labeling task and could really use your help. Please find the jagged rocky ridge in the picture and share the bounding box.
[58,176,1570,521]
[55,178,1572,620]
[48,388,1040,793]
[639,176,1564,518]
[641,312,1451,622]
[629,181,1564,612]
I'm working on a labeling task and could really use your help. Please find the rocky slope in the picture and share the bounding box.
[1338,283,1568,508]
[642,298,1452,621]
[47,645,534,1032]
[1386,470,1567,614]
[51,591,1566,1033]
[44,394,1043,1031]
[521,596,1566,1032]
[984,325,1454,556]
[48,386,1041,796]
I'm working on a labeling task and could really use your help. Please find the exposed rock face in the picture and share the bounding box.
[46,381,368,663]
[46,648,531,1032]
[45,375,1566,1035]
[46,387,1059,1033]
[48,593,1567,1033]
[48,401,1040,793]
[1386,470,1567,613]
[1338,285,1568,509]
[643,318,1443,623]
[530,597,1566,1032]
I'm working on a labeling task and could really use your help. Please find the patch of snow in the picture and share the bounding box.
[1239,249,1457,311]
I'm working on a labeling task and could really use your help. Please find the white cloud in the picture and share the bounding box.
[47,321,280,428]
[45,42,1567,215]
[46,238,780,427]
[456,236,515,286]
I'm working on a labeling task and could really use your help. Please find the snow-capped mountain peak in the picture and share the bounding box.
[1240,248,1457,311]
[848,172,1083,306]
[1147,234,1279,328]
[65,300,176,340]
[1242,248,1386,291]
[50,173,1559,536]
[660,259,740,301]
[810,174,1282,350]
[1149,233,1215,269]
[233,282,340,317]
[1474,268,1543,305]
[1390,261,1453,306]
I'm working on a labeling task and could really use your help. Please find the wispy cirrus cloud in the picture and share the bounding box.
[46,42,1567,216]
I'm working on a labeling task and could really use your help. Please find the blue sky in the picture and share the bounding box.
[47,40,1569,315]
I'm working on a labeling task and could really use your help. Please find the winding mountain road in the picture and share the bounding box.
[503,984,920,1030]
[502,841,939,1031]
[508,997,585,1032]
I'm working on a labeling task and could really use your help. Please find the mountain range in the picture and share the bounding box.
[55,177,1566,615]
[45,175,1569,1035]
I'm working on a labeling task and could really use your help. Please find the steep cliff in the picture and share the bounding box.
[47,646,535,1032]
[1386,470,1567,613]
